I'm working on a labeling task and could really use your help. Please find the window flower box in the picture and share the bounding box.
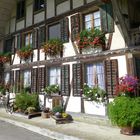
[76,28,106,54]
[0,52,11,63]
[42,39,63,57]
[17,45,33,61]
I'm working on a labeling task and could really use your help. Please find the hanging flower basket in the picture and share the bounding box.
[42,39,63,57]
[0,52,11,63]
[17,46,33,61]
[76,28,106,52]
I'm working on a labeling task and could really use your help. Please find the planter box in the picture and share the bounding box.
[82,47,102,54]
[84,100,106,116]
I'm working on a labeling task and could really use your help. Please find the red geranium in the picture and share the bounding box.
[115,75,138,97]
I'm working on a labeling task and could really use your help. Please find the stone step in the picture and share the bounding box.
[68,112,112,127]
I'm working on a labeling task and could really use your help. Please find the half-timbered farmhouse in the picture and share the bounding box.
[0,0,140,116]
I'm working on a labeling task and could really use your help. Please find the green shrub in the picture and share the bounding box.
[15,91,39,112]
[52,105,64,114]
[108,97,140,127]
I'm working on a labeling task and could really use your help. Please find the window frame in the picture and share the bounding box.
[85,61,105,90]
[48,66,61,86]
[83,10,101,30]
[48,22,61,40]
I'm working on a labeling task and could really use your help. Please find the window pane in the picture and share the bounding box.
[94,11,100,19]
[24,71,31,87]
[94,19,101,27]
[49,67,61,85]
[85,21,92,29]
[84,11,101,29]
[49,24,61,39]
[86,62,105,89]
[4,73,10,84]
[85,14,92,22]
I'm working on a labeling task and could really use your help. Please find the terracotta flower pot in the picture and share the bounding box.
[41,112,50,118]
[120,126,134,135]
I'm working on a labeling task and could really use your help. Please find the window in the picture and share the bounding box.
[4,73,10,85]
[86,62,105,90]
[23,70,31,88]
[38,26,46,47]
[16,35,21,49]
[25,33,32,47]
[84,11,101,29]
[48,23,61,40]
[16,0,25,20]
[49,67,61,86]
[4,39,13,53]
[34,0,44,12]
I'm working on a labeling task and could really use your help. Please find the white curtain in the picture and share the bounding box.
[49,67,60,85]
[24,70,31,88]
[4,73,10,84]
[86,62,105,89]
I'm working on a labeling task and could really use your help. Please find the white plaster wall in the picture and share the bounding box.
[63,43,76,57]
[26,4,33,27]
[84,101,106,116]
[10,18,16,33]
[26,0,33,5]
[34,11,45,24]
[87,0,95,3]
[56,1,70,15]
[110,24,126,50]
[11,7,16,17]
[33,49,38,62]
[72,0,84,9]
[5,21,10,35]
[13,54,20,65]
[16,20,25,31]
[111,55,127,77]
[39,49,45,61]
[46,0,55,19]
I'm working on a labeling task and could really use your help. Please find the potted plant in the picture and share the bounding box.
[26,107,36,114]
[42,39,63,57]
[17,45,33,61]
[83,84,107,103]
[41,107,50,118]
[108,96,140,135]
[44,84,60,97]
[76,28,106,54]
[115,75,138,97]
[0,52,11,63]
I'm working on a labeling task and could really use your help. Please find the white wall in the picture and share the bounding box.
[34,11,45,24]
[111,55,127,77]
[72,0,84,9]
[26,4,33,27]
[56,0,70,15]
[87,0,96,3]
[110,24,126,50]
[16,20,25,31]
[46,0,55,19]
[10,18,16,33]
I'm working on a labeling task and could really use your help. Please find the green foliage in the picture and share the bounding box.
[45,84,59,95]
[26,107,36,114]
[15,91,39,112]
[83,84,107,103]
[52,105,64,114]
[42,38,63,57]
[76,28,106,49]
[108,97,140,127]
